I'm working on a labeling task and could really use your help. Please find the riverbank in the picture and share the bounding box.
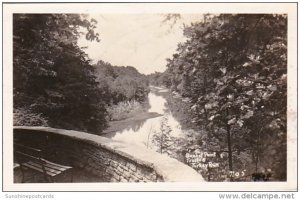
[150,85,198,130]
[102,112,162,136]
[101,86,167,137]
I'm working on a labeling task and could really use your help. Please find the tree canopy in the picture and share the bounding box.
[161,14,287,181]
[13,14,107,133]
[93,60,149,105]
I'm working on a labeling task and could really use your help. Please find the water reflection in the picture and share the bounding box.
[109,117,162,147]
[104,118,148,138]
[126,120,147,132]
[105,90,186,149]
[147,92,167,114]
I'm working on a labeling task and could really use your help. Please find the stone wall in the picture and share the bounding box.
[14,126,204,182]
[68,141,163,182]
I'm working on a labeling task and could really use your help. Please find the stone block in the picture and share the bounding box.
[120,165,129,171]
[106,168,115,175]
[112,173,120,181]
[104,160,111,166]
[82,148,93,155]
[101,151,112,158]
[97,155,105,161]
[111,177,118,182]
[128,177,136,182]
[122,170,131,178]
[142,171,157,181]
[150,173,157,181]
[117,165,124,173]
[95,157,109,166]
[132,173,142,180]
[118,158,127,166]
[110,161,119,168]
[120,177,128,182]
[127,162,137,172]
[94,151,105,158]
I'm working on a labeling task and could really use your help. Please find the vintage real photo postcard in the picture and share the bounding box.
[2,2,298,191]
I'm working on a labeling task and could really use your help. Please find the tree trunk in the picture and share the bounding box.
[160,135,163,154]
[226,124,233,181]
[255,128,261,172]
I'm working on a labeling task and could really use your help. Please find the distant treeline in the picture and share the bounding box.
[13,14,149,134]
[94,60,149,105]
[147,71,171,88]
[94,61,150,121]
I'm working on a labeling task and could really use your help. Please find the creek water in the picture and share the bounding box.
[104,87,188,150]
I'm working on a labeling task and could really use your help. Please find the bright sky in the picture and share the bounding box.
[78,14,203,75]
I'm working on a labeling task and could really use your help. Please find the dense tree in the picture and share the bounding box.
[152,116,174,155]
[164,14,287,181]
[94,60,149,104]
[147,71,171,88]
[13,14,107,134]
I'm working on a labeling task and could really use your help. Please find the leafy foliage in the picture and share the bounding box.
[94,60,150,104]
[14,108,48,126]
[147,71,171,88]
[13,14,107,134]
[152,116,176,155]
[162,14,287,181]
[107,100,147,121]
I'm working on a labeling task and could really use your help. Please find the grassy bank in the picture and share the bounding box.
[101,96,161,136]
[107,99,150,121]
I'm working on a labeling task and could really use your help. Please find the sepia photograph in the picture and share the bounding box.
[2,2,298,192]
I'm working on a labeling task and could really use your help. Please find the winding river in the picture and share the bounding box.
[104,87,188,151]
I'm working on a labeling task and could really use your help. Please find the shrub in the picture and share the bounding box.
[13,108,48,126]
[107,100,145,121]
